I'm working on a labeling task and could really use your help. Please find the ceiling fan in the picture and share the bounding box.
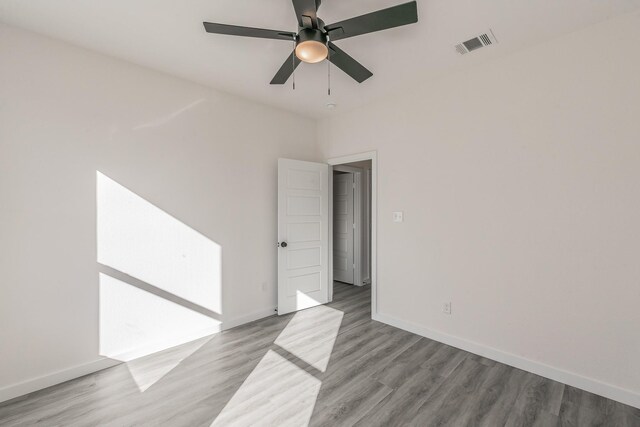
[203,0,418,85]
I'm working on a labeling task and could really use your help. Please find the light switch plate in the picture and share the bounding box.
[443,302,452,315]
[393,211,404,223]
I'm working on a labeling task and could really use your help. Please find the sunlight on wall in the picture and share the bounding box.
[97,171,222,392]
[274,305,343,372]
[211,350,322,426]
[97,171,221,313]
[99,273,220,362]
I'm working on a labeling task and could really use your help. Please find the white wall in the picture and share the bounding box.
[0,23,318,399]
[320,11,640,406]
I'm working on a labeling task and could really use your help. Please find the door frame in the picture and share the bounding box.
[327,151,378,317]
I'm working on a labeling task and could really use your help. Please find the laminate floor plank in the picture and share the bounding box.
[353,363,447,427]
[468,364,532,427]
[310,376,392,427]
[1,281,637,427]
[505,373,566,427]
[371,338,442,388]
[559,385,640,427]
[410,357,492,426]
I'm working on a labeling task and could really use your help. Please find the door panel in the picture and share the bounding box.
[287,222,321,242]
[278,159,329,315]
[287,247,322,270]
[286,195,321,215]
[333,173,354,284]
[288,272,322,294]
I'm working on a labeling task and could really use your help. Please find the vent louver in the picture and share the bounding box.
[455,30,497,55]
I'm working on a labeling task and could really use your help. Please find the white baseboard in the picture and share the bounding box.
[0,358,121,404]
[372,312,640,409]
[108,325,223,362]
[222,307,276,331]
[111,306,277,362]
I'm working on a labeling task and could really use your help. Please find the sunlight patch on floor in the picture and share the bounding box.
[274,304,344,372]
[211,350,322,427]
[125,335,211,392]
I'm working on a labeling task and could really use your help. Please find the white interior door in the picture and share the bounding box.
[278,159,329,315]
[333,173,354,284]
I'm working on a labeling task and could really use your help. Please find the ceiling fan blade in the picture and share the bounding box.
[324,1,417,41]
[328,43,373,83]
[203,22,295,41]
[292,0,320,28]
[270,52,302,85]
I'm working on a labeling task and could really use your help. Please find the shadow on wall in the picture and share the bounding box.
[96,172,222,390]
[132,99,206,131]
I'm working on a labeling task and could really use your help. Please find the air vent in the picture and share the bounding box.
[455,30,498,55]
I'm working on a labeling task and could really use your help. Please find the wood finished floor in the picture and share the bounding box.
[1,282,639,426]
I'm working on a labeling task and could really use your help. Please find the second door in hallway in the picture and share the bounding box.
[333,172,355,284]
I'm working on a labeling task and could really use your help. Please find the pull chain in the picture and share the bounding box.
[327,39,331,96]
[292,36,296,90]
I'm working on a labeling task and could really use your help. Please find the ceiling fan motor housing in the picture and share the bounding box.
[297,28,327,45]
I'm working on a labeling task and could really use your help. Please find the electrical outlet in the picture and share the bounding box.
[393,211,404,223]
[443,302,452,315]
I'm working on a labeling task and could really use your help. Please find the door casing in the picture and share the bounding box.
[327,151,377,317]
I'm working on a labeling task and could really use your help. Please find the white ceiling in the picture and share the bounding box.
[1,0,639,118]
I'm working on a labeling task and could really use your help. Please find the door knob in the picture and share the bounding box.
[280,241,288,248]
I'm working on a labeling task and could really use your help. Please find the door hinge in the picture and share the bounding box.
[353,223,356,229]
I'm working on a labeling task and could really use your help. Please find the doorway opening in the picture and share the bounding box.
[276,153,376,317]
[328,152,377,315]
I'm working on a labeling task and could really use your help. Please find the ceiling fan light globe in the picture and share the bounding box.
[295,40,328,64]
